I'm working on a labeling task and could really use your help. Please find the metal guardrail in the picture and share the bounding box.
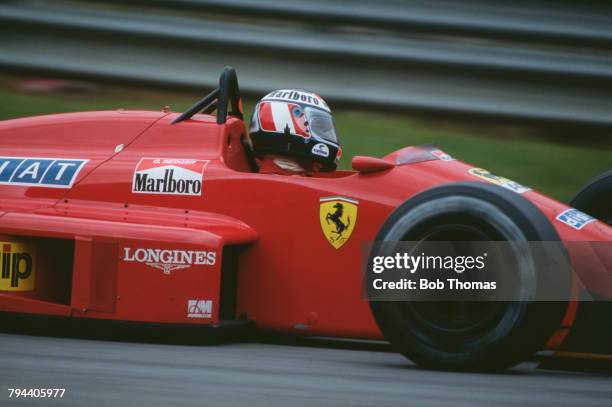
[1,0,612,129]
[118,0,612,49]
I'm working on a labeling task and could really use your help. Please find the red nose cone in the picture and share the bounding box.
[351,156,395,173]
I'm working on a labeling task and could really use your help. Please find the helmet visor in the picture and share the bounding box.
[305,107,338,143]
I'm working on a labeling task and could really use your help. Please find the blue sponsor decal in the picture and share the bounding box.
[0,158,25,182]
[556,208,596,230]
[0,157,87,188]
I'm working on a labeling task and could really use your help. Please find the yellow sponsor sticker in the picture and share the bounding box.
[0,241,36,291]
[468,168,531,194]
[319,196,358,249]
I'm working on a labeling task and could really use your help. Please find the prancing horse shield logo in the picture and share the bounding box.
[319,196,358,249]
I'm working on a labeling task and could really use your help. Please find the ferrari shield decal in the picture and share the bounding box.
[319,196,358,249]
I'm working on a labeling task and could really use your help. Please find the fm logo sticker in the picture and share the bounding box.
[320,196,358,249]
[187,299,212,318]
[0,241,35,291]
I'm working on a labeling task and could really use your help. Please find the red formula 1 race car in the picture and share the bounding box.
[0,67,610,371]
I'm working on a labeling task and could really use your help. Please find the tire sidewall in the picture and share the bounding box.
[369,182,568,371]
[570,169,612,223]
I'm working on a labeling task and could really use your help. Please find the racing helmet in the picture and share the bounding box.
[249,89,341,171]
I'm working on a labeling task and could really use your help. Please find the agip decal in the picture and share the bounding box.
[0,156,87,188]
[132,158,209,196]
[0,241,36,291]
[468,168,531,194]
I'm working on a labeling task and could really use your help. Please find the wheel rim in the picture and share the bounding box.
[399,220,513,346]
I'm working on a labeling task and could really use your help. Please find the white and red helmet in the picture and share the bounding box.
[249,89,341,171]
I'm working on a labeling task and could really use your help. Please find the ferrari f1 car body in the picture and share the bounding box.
[0,68,610,370]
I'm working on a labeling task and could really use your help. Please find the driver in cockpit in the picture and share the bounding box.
[248,89,341,175]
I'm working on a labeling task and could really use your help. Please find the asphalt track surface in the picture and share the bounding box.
[1,332,611,407]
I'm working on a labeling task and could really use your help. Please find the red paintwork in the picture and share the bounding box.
[351,156,395,173]
[0,110,610,345]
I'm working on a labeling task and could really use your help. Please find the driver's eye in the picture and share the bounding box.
[292,107,302,117]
